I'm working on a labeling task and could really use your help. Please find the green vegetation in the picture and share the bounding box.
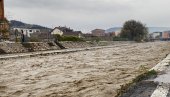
[120,20,148,42]
[54,34,84,42]
[112,36,129,41]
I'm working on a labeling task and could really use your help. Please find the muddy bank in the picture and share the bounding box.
[0,42,170,97]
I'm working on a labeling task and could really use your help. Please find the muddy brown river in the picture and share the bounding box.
[1,42,170,97]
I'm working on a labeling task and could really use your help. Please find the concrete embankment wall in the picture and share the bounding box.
[0,41,132,54]
[0,42,60,54]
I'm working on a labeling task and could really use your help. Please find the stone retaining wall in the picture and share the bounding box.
[0,42,60,54]
[0,41,132,54]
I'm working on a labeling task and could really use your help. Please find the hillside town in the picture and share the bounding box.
[9,23,170,42]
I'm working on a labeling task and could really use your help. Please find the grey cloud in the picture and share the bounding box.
[7,0,132,13]
[4,0,170,32]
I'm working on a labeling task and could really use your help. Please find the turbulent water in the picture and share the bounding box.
[1,42,170,97]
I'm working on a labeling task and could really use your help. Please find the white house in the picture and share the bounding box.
[150,32,162,39]
[12,28,40,37]
[51,27,63,36]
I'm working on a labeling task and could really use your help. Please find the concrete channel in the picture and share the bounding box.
[120,54,170,97]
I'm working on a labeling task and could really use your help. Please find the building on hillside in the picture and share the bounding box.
[56,26,73,33]
[162,31,170,39]
[85,29,115,41]
[149,32,162,40]
[91,29,105,37]
[12,28,40,37]
[10,27,52,42]
[52,26,83,38]
[63,31,83,38]
[51,27,63,36]
[105,32,116,37]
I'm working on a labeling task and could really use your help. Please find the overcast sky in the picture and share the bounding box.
[4,0,170,32]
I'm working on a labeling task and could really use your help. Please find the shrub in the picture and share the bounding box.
[54,34,84,42]
[112,36,129,41]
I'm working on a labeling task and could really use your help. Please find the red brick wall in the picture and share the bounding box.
[0,0,4,20]
[92,29,105,37]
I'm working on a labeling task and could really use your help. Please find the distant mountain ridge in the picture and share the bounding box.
[106,27,170,33]
[9,20,52,30]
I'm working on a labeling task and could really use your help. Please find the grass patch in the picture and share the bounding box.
[54,34,84,42]
[133,70,157,82]
[113,36,129,41]
[115,70,157,97]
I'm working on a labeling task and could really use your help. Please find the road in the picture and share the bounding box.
[1,42,170,97]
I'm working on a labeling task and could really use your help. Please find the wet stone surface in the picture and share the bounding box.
[120,81,158,97]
